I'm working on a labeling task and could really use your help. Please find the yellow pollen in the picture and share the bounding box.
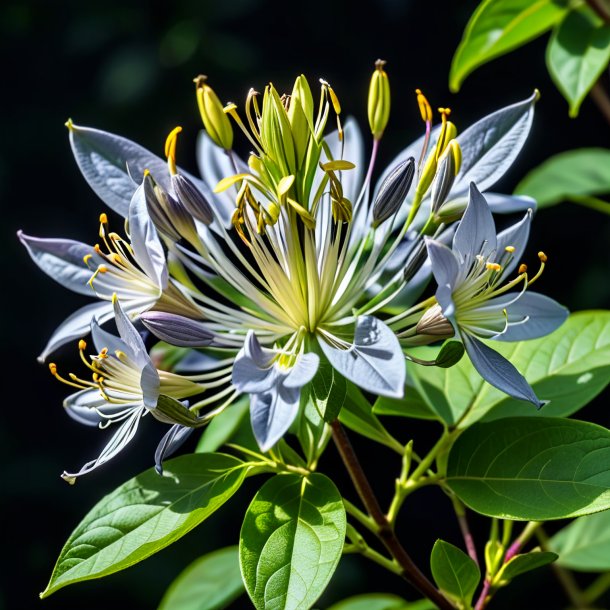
[538,251,548,263]
[99,213,108,224]
[83,254,93,265]
[415,89,432,123]
[94,244,102,253]
[78,339,87,351]
[99,348,109,359]
[486,262,502,272]
[519,264,528,274]
[505,246,515,253]
[438,107,452,117]
[98,265,108,273]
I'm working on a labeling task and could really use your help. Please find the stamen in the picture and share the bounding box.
[486,262,502,272]
[164,126,183,175]
[519,264,528,274]
[538,251,548,263]
[505,246,515,253]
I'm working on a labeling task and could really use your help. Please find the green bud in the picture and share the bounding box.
[260,84,296,175]
[194,75,233,150]
[367,59,391,140]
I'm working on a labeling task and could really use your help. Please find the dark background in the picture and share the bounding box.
[3,0,610,608]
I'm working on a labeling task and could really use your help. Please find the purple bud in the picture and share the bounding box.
[172,174,213,225]
[141,311,214,347]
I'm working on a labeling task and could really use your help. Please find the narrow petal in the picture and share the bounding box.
[140,361,161,409]
[484,192,536,214]
[243,331,275,368]
[154,424,194,474]
[496,292,569,342]
[91,315,135,360]
[462,333,543,408]
[18,232,102,296]
[39,301,113,362]
[250,387,300,452]
[453,184,497,261]
[496,209,532,275]
[128,182,168,289]
[425,237,460,290]
[63,389,118,426]
[112,296,149,365]
[319,316,405,398]
[141,311,214,347]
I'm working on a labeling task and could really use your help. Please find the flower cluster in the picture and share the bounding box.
[20,63,567,481]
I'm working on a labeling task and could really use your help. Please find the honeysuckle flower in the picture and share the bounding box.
[423,183,569,407]
[51,297,203,483]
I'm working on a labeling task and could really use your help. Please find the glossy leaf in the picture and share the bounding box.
[546,7,610,117]
[158,546,244,610]
[447,417,610,520]
[310,355,347,422]
[408,311,610,428]
[373,382,437,420]
[496,551,557,583]
[430,539,480,607]
[515,148,610,208]
[240,473,346,610]
[196,396,250,452]
[327,594,437,610]
[450,0,568,91]
[549,510,610,571]
[41,454,248,597]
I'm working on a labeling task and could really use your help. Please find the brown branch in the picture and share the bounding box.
[590,82,610,127]
[585,0,610,22]
[331,420,455,610]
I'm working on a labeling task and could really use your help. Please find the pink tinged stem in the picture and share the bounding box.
[474,579,491,610]
[504,538,523,564]
[458,512,479,566]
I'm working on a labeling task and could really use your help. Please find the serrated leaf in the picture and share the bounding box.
[240,473,346,610]
[447,417,610,520]
[196,396,250,452]
[515,148,610,208]
[549,510,610,571]
[430,539,480,607]
[496,551,557,583]
[450,0,568,92]
[157,546,244,610]
[546,7,610,117]
[41,453,248,597]
[408,311,610,428]
[327,594,437,610]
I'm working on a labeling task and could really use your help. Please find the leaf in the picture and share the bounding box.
[446,417,610,520]
[495,551,557,583]
[546,7,610,117]
[310,355,347,422]
[515,148,610,208]
[240,473,346,610]
[373,383,437,420]
[196,396,250,452]
[549,510,610,571]
[408,311,610,428]
[450,0,568,92]
[327,594,437,610]
[41,453,249,597]
[157,546,244,610]
[430,540,480,607]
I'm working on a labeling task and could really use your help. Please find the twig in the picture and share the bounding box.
[590,82,610,127]
[585,0,610,23]
[451,496,479,566]
[331,420,455,610]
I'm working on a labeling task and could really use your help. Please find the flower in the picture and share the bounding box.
[423,183,569,406]
[51,296,202,483]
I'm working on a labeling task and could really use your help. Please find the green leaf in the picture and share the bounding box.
[339,383,404,453]
[495,551,557,583]
[373,383,438,420]
[546,7,610,117]
[515,148,610,208]
[240,473,346,610]
[447,417,610,520]
[435,341,465,368]
[408,311,610,428]
[430,539,480,607]
[549,510,610,571]
[157,546,244,610]
[327,594,437,610]
[310,355,347,422]
[450,0,568,91]
[41,454,249,598]
[196,396,250,452]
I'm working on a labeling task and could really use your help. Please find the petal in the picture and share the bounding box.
[128,182,168,289]
[453,183,497,261]
[140,361,161,409]
[63,388,118,426]
[484,192,537,214]
[112,296,149,365]
[174,349,232,373]
[68,123,171,217]
[232,352,275,394]
[39,301,113,362]
[243,330,276,368]
[141,311,214,347]
[495,292,569,342]
[18,232,101,296]
[462,333,543,408]
[91,314,135,359]
[249,387,301,452]
[327,117,364,203]
[496,209,532,275]
[425,237,460,290]
[283,352,320,389]
[319,316,405,398]
[154,424,194,474]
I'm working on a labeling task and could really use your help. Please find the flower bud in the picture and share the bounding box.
[372,157,415,227]
[415,304,455,337]
[194,75,233,150]
[260,84,297,174]
[172,173,213,225]
[431,140,461,213]
[141,311,214,347]
[368,59,390,140]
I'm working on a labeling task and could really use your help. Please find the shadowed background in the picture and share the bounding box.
[2,0,610,608]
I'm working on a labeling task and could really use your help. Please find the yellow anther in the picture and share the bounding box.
[78,339,87,351]
[519,264,528,274]
[115,350,127,362]
[99,348,109,359]
[92,372,100,382]
[143,168,151,177]
[94,244,102,253]
[415,89,432,123]
[505,246,516,253]
[438,107,452,117]
[486,262,502,272]
[49,363,58,376]
[110,253,122,264]
[164,126,183,175]
[83,254,93,265]
[99,213,108,224]
[538,251,548,263]
[98,265,108,273]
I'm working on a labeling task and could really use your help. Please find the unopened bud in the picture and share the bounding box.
[372,157,415,227]
[172,174,213,225]
[415,304,455,337]
[431,140,461,213]
[141,311,214,347]
[368,59,391,140]
[194,75,233,150]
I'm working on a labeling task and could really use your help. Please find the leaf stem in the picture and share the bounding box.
[451,496,478,566]
[330,420,455,610]
[566,194,610,216]
[583,572,610,605]
[590,81,610,127]
[344,498,378,534]
[345,523,402,575]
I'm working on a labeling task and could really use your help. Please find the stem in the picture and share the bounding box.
[504,521,540,563]
[451,496,478,566]
[583,572,610,605]
[590,82,610,127]
[474,579,491,610]
[345,522,402,575]
[344,498,377,534]
[567,194,610,216]
[330,420,455,610]
[585,0,610,23]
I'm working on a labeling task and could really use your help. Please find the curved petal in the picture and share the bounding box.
[462,333,543,408]
[154,424,194,474]
[18,232,102,296]
[39,301,114,362]
[496,292,569,342]
[63,389,120,426]
[453,184,497,261]
[112,296,149,366]
[485,192,536,214]
[250,387,300,452]
[141,311,214,347]
[90,315,134,359]
[496,209,532,275]
[140,361,161,409]
[425,237,460,290]
[283,352,320,389]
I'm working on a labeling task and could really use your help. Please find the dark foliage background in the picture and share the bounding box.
[2,0,610,608]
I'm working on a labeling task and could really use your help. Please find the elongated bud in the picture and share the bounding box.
[260,84,297,174]
[368,59,390,140]
[194,75,233,150]
[372,157,415,227]
[141,311,214,347]
[171,174,213,225]
[415,304,455,337]
[431,140,461,213]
